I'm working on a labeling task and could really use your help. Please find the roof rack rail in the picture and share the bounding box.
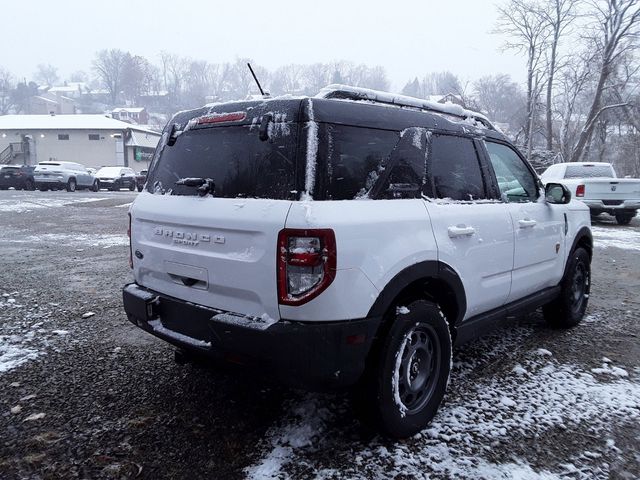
[315,84,494,130]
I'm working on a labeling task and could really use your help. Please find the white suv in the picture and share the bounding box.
[33,161,99,192]
[123,85,592,438]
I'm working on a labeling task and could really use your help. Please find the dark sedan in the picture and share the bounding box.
[0,165,35,190]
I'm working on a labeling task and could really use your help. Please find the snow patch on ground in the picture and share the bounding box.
[246,327,639,479]
[592,226,640,252]
[0,291,75,374]
[3,233,128,248]
[0,195,104,213]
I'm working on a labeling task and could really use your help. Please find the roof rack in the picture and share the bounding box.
[315,84,494,130]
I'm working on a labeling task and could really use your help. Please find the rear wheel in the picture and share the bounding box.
[66,178,76,192]
[129,181,135,191]
[543,247,590,328]
[38,184,48,192]
[91,180,100,192]
[615,213,634,225]
[137,185,143,192]
[357,299,452,438]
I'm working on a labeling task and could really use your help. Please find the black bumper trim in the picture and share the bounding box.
[122,283,382,389]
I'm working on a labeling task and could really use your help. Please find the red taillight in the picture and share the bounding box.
[576,184,585,197]
[197,112,246,125]
[128,213,133,269]
[277,229,336,306]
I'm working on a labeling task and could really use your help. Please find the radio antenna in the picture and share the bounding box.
[247,63,266,97]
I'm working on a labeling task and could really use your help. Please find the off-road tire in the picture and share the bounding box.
[358,299,452,438]
[543,247,590,328]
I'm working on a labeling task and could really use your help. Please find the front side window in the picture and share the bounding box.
[485,141,538,202]
[429,134,486,201]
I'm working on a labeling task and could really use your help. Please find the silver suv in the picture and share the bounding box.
[33,161,99,192]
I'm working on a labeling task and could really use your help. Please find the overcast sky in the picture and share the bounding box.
[1,0,525,91]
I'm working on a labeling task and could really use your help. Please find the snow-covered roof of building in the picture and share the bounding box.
[113,107,146,113]
[0,114,160,135]
[127,130,160,149]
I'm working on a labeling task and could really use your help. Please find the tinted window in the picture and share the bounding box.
[485,141,538,202]
[429,134,486,201]
[88,134,100,141]
[147,124,297,199]
[317,124,398,200]
[58,134,69,140]
[376,128,427,199]
[565,165,614,178]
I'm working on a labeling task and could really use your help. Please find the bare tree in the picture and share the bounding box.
[555,53,594,161]
[496,0,551,160]
[569,0,640,162]
[93,49,130,105]
[539,0,580,150]
[0,67,15,115]
[34,63,59,87]
[474,74,527,127]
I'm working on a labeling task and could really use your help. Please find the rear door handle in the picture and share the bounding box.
[448,225,476,238]
[518,219,537,228]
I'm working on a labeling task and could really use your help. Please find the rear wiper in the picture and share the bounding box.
[175,177,215,196]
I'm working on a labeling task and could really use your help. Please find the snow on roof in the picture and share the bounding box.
[112,107,145,113]
[127,130,160,149]
[0,114,160,135]
[316,84,492,127]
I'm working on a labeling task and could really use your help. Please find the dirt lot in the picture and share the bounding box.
[0,190,638,480]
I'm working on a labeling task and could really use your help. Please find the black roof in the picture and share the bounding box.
[167,96,508,143]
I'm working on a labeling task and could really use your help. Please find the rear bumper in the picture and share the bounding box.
[122,283,381,390]
[583,199,640,211]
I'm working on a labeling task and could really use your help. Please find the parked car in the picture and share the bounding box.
[123,85,592,438]
[33,161,99,192]
[0,165,36,190]
[95,166,137,191]
[541,162,640,225]
[135,169,148,192]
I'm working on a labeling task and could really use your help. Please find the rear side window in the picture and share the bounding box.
[429,134,486,201]
[316,124,399,200]
[147,124,297,199]
[565,165,614,178]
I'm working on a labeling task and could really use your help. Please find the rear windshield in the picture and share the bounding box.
[97,167,122,176]
[565,165,614,178]
[147,124,298,199]
[1,166,19,171]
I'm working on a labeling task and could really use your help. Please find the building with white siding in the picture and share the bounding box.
[0,114,161,171]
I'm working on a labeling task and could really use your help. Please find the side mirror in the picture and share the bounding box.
[545,183,571,204]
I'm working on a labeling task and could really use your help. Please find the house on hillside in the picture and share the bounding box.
[28,92,77,115]
[111,107,149,125]
[0,114,160,170]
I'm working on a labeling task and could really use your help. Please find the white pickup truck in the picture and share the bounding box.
[541,162,640,225]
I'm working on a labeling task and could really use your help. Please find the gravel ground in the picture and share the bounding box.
[0,190,638,480]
